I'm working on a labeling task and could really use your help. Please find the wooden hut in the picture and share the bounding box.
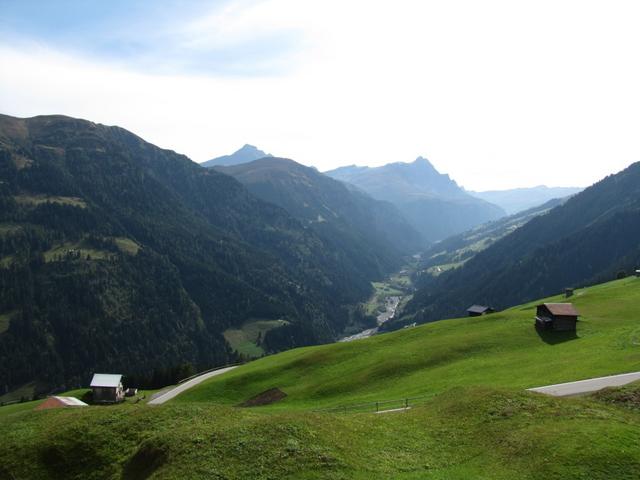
[90,373,125,404]
[36,396,88,411]
[467,305,495,317]
[534,303,579,332]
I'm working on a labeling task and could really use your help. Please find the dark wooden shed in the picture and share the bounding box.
[467,305,495,317]
[535,303,579,332]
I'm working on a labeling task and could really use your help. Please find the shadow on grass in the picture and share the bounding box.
[535,326,578,345]
[122,441,168,480]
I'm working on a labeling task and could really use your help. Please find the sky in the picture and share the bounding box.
[1,0,640,190]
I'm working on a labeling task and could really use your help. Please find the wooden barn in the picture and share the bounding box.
[535,303,579,332]
[467,305,495,317]
[90,373,125,404]
[36,396,88,411]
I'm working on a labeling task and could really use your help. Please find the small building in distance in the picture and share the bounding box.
[36,396,88,411]
[90,373,125,404]
[125,387,138,397]
[535,303,579,332]
[467,305,495,317]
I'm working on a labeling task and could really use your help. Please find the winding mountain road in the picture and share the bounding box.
[147,366,238,405]
[527,371,640,397]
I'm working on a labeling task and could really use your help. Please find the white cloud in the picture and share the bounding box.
[1,0,640,189]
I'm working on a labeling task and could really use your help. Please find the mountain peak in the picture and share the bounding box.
[202,144,272,167]
[237,144,265,153]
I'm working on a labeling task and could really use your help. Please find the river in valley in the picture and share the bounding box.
[339,295,402,342]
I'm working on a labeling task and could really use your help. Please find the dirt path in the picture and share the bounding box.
[527,371,640,396]
[147,366,238,405]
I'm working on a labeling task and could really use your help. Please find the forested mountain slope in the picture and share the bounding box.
[404,162,640,323]
[417,197,567,278]
[216,157,424,274]
[325,157,505,242]
[0,114,380,395]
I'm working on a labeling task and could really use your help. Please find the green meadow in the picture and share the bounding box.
[2,277,640,479]
[1,385,639,479]
[177,277,640,409]
[223,319,289,358]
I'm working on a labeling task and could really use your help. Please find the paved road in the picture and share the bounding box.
[147,366,238,405]
[528,371,640,397]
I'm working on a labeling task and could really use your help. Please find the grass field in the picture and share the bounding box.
[0,387,162,417]
[13,194,87,208]
[2,277,640,478]
[0,310,14,335]
[43,241,111,262]
[223,319,289,357]
[0,223,22,235]
[0,382,36,405]
[114,237,140,255]
[42,235,140,262]
[364,281,406,315]
[1,385,639,479]
[176,277,640,410]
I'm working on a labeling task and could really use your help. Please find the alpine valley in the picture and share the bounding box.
[0,114,411,395]
[3,113,640,480]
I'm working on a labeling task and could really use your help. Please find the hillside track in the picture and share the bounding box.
[148,366,238,405]
[528,371,640,396]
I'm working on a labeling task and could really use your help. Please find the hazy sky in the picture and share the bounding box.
[1,0,639,190]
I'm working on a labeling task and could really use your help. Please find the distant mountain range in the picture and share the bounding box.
[201,144,272,167]
[402,161,640,324]
[325,157,506,242]
[215,157,424,268]
[469,185,583,214]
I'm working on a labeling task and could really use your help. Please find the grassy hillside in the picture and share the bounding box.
[1,386,639,479]
[176,277,640,409]
[2,278,640,479]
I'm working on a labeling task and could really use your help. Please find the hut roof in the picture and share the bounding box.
[90,373,122,388]
[54,396,88,406]
[467,305,491,314]
[541,303,579,316]
[36,396,88,410]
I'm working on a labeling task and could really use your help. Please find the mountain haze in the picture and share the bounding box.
[325,157,506,242]
[469,185,583,214]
